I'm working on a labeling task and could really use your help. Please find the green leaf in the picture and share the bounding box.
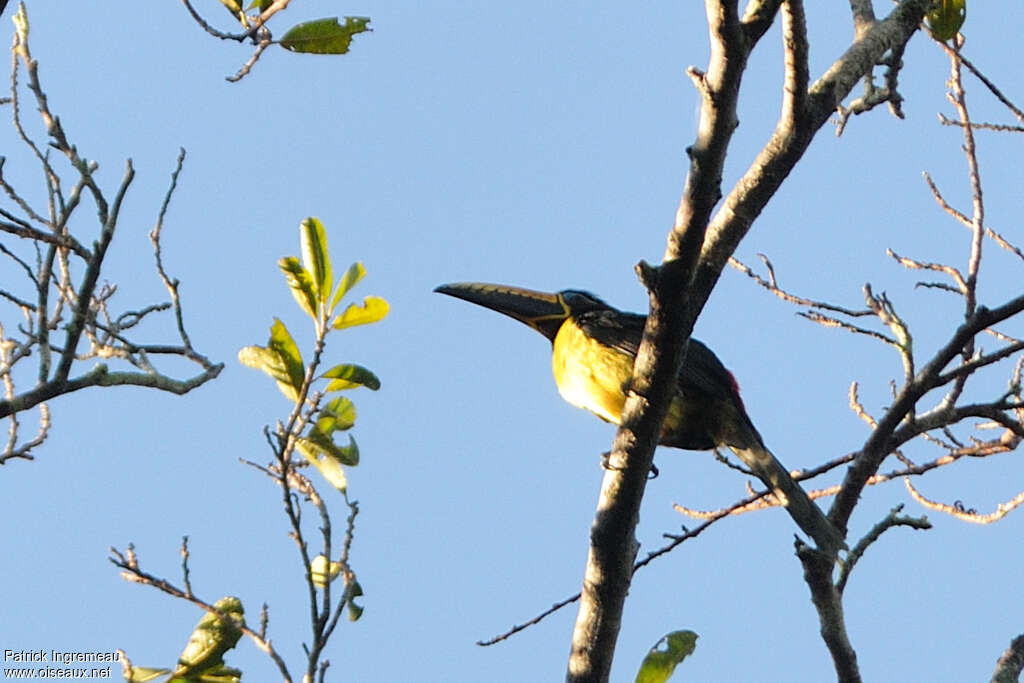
[278,256,317,319]
[314,397,357,434]
[280,17,371,55]
[322,363,381,391]
[332,296,389,330]
[336,434,359,466]
[635,630,698,683]
[330,261,366,313]
[300,217,332,303]
[347,580,364,621]
[238,319,305,401]
[925,0,966,41]
[269,318,305,397]
[175,597,244,679]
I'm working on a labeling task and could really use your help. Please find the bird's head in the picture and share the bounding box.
[434,282,609,341]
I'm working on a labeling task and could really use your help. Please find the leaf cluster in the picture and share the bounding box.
[239,217,387,492]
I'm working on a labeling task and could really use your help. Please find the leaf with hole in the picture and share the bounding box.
[635,630,698,683]
[280,17,371,55]
[925,0,965,41]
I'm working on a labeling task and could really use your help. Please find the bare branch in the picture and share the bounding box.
[904,479,1024,524]
[227,37,273,82]
[1,16,222,440]
[179,0,293,82]
[942,47,1024,126]
[832,291,1024,526]
[991,635,1024,683]
[730,254,875,317]
[939,113,1024,133]
[923,172,1024,263]
[835,505,931,595]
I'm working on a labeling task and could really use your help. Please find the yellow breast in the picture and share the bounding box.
[551,320,634,424]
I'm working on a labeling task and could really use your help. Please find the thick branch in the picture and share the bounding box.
[566,3,933,682]
[800,547,860,683]
[566,2,753,680]
[991,635,1024,683]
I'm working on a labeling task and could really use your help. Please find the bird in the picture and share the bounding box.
[434,281,846,554]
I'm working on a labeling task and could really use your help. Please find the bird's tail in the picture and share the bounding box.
[729,445,847,554]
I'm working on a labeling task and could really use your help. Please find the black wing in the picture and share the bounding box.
[574,310,740,405]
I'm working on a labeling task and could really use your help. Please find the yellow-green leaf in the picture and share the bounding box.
[925,0,965,41]
[269,318,305,397]
[298,432,358,470]
[238,345,296,401]
[314,397,356,434]
[311,554,342,588]
[332,296,389,330]
[322,363,381,391]
[300,217,332,303]
[238,319,305,401]
[219,0,243,16]
[297,435,352,491]
[635,631,698,683]
[280,17,371,55]
[175,597,244,678]
[330,261,366,313]
[278,256,317,319]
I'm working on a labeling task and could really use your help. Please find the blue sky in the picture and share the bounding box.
[2,2,1023,681]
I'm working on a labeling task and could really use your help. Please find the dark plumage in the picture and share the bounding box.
[435,282,846,553]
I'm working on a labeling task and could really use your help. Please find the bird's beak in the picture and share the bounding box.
[434,282,569,340]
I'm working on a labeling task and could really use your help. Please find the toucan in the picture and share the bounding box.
[435,282,845,554]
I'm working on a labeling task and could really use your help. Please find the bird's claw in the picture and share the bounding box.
[599,452,659,479]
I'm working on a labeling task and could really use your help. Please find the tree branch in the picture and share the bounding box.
[566,3,934,681]
[566,1,754,679]
[991,635,1024,683]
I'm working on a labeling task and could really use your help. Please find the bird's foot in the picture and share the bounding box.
[599,451,659,479]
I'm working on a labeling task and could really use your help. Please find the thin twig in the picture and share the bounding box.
[835,505,931,594]
[904,479,1024,524]
[109,546,293,681]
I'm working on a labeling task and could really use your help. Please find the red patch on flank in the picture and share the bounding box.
[729,371,745,410]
